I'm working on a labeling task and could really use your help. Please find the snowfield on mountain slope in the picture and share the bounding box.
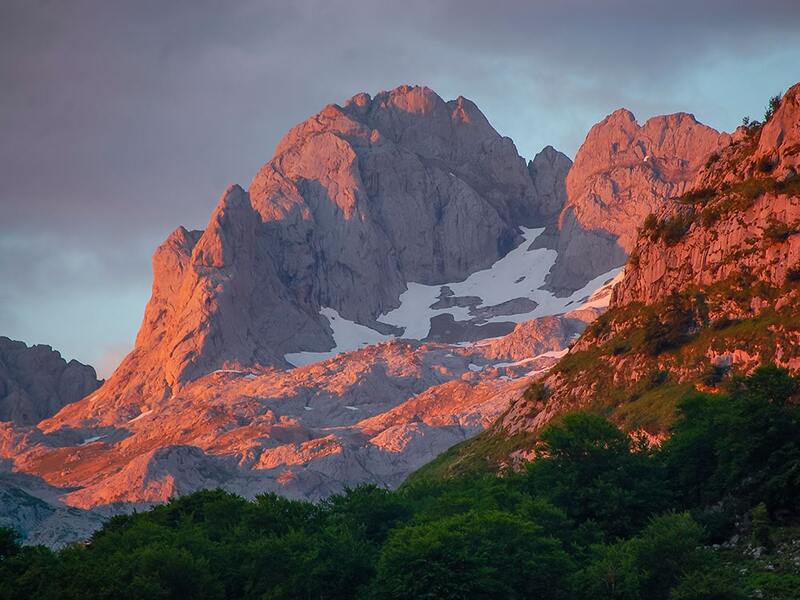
[286,228,621,368]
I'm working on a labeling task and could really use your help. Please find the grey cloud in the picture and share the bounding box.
[1,0,798,367]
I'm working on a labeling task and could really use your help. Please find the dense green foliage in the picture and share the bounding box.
[1,367,799,599]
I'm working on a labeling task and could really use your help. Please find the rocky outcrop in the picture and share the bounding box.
[482,316,581,362]
[542,109,730,294]
[612,191,800,307]
[9,321,577,513]
[0,337,100,426]
[0,470,107,547]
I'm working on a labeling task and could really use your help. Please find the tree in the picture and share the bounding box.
[577,513,708,600]
[0,527,20,561]
[764,93,782,122]
[372,511,573,600]
[663,366,800,515]
[526,413,668,538]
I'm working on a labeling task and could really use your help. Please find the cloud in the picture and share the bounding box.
[1,0,798,369]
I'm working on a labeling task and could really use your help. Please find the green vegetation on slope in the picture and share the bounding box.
[413,278,800,481]
[1,367,799,599]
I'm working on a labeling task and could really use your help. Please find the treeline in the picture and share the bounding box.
[1,366,799,599]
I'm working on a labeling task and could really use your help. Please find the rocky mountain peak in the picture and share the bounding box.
[528,145,573,222]
[613,85,800,309]
[62,85,570,423]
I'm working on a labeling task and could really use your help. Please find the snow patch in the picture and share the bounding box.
[79,435,106,446]
[128,409,153,424]
[283,229,622,368]
[285,307,393,367]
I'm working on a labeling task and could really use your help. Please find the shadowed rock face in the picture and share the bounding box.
[0,337,100,426]
[527,145,573,223]
[541,109,731,294]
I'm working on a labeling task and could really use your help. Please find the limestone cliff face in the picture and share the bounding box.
[0,338,100,426]
[543,109,730,294]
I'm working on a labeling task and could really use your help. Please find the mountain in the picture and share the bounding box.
[416,83,800,478]
[0,85,735,544]
[91,85,566,416]
[0,337,100,426]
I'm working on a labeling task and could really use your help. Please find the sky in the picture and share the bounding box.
[1,0,799,377]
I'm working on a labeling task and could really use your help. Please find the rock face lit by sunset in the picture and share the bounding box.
[1,2,800,597]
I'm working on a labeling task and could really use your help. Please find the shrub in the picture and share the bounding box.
[700,206,721,227]
[764,93,782,123]
[611,340,631,356]
[750,503,773,551]
[662,215,692,245]
[524,382,549,403]
[641,292,695,355]
[763,217,797,242]
[785,264,800,282]
[642,213,659,235]
[756,155,775,173]
[704,153,720,169]
[701,364,729,386]
[678,187,715,205]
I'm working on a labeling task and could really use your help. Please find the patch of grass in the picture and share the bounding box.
[405,427,536,482]
[677,187,716,205]
[615,381,695,431]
